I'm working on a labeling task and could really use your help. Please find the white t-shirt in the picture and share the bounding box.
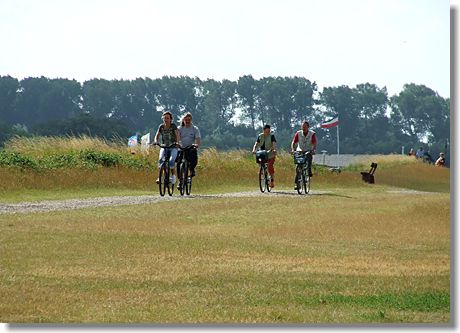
[178,125,201,147]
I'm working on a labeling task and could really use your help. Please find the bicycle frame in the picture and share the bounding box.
[256,150,271,193]
[294,151,311,195]
[177,145,195,196]
[156,143,177,196]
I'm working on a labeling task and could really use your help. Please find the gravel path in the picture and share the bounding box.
[0,190,325,215]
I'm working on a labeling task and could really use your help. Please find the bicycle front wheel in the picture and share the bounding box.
[296,165,303,195]
[159,165,167,196]
[259,164,266,193]
[185,165,192,195]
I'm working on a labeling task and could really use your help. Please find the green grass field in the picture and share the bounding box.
[0,137,451,323]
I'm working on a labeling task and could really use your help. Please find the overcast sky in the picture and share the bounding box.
[0,0,451,98]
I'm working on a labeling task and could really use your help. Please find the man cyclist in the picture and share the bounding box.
[252,124,277,188]
[177,112,201,178]
[291,120,317,189]
[153,111,180,185]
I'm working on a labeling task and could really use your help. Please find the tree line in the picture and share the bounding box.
[0,75,450,157]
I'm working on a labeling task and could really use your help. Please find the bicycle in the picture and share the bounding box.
[293,150,312,195]
[255,149,272,193]
[155,143,177,196]
[177,145,196,196]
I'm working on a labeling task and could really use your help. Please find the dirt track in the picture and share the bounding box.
[0,190,325,215]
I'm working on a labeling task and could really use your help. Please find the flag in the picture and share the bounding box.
[321,115,339,129]
[128,135,138,147]
[141,133,150,148]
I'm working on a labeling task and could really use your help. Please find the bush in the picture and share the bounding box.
[0,151,38,169]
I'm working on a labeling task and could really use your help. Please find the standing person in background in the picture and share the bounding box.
[435,152,446,167]
[178,112,201,177]
[416,147,425,159]
[252,124,277,188]
[153,111,180,184]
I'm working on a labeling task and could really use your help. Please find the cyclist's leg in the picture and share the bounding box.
[294,166,298,189]
[157,148,166,183]
[168,149,178,172]
[268,157,275,186]
[169,148,178,183]
[176,150,183,178]
[158,148,166,169]
[188,148,198,176]
[306,152,313,177]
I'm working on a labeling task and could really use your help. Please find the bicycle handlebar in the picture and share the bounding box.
[292,150,314,155]
[179,144,197,150]
[153,142,178,149]
[254,149,276,154]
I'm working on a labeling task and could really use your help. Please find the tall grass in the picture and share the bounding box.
[5,135,125,155]
[0,136,450,195]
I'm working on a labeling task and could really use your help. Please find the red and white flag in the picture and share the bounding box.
[320,115,339,129]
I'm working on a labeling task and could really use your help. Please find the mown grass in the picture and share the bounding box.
[0,188,450,323]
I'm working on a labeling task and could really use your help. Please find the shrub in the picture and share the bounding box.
[0,151,38,169]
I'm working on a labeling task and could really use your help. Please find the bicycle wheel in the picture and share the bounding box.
[265,166,271,193]
[296,165,303,195]
[167,167,175,196]
[179,162,186,196]
[159,164,167,196]
[185,164,192,195]
[259,164,266,193]
[304,172,311,194]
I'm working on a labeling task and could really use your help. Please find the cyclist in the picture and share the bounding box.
[252,124,277,188]
[153,111,180,185]
[177,112,201,178]
[291,120,317,189]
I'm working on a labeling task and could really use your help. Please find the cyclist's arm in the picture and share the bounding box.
[252,136,261,153]
[271,141,277,152]
[194,137,201,148]
[252,140,261,153]
[311,133,317,153]
[174,128,180,146]
[291,132,299,152]
[153,128,161,145]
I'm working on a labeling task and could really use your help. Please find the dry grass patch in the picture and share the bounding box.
[0,188,450,323]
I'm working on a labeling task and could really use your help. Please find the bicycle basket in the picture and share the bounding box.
[255,151,268,163]
[294,153,306,164]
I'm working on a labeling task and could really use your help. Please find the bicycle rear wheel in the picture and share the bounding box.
[259,164,266,193]
[304,173,311,194]
[179,162,186,196]
[159,165,167,196]
[265,166,271,193]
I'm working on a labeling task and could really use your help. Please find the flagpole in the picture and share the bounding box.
[336,124,340,167]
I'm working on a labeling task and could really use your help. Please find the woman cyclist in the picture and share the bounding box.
[153,111,180,185]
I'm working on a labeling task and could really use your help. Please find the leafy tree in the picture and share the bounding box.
[33,114,131,139]
[237,75,258,132]
[389,84,449,144]
[0,76,20,125]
